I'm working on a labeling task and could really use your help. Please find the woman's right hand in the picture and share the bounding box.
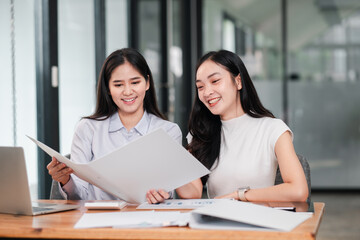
[46,157,73,186]
[146,189,170,204]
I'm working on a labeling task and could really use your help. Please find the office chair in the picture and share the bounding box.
[274,154,311,202]
[50,179,65,200]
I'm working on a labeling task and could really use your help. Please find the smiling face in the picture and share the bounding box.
[195,60,244,120]
[108,61,150,119]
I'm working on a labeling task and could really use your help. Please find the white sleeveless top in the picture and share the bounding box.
[206,114,292,198]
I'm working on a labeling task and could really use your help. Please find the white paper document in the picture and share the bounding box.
[27,129,210,203]
[189,200,311,231]
[75,200,311,231]
[137,199,225,209]
[74,211,191,229]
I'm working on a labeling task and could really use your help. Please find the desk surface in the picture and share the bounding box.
[0,200,324,240]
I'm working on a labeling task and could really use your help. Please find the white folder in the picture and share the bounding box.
[189,200,311,231]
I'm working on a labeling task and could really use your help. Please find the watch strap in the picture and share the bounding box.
[237,186,250,201]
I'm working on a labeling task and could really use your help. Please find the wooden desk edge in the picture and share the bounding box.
[312,202,325,238]
[0,201,325,240]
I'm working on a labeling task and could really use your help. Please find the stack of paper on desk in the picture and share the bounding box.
[27,129,210,203]
[74,211,191,229]
[74,199,311,231]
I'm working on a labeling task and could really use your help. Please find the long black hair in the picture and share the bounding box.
[187,50,274,183]
[85,48,165,120]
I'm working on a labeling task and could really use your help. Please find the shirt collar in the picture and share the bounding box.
[135,111,150,136]
[108,111,150,136]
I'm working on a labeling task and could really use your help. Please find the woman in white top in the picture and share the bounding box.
[147,50,308,203]
[47,48,182,200]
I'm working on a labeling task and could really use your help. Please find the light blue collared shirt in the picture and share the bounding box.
[60,111,182,200]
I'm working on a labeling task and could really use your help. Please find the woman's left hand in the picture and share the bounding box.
[146,189,170,204]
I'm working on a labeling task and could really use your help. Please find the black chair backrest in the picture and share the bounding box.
[274,154,311,202]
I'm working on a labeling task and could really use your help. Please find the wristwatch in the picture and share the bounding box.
[237,186,250,201]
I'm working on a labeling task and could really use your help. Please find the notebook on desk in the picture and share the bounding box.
[0,146,79,216]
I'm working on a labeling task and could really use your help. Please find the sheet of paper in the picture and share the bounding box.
[74,211,191,229]
[137,199,227,209]
[27,129,210,203]
[27,135,97,185]
[189,200,311,231]
[84,201,128,210]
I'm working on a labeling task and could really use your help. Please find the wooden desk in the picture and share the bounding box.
[0,200,324,240]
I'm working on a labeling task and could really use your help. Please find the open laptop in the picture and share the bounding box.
[0,146,79,215]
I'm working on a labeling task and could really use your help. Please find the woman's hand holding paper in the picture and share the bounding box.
[47,157,73,186]
[146,189,170,204]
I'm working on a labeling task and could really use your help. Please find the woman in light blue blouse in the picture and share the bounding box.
[47,48,182,200]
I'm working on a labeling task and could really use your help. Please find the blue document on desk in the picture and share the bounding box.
[27,129,210,203]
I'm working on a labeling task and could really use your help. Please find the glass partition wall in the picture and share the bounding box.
[287,3,360,188]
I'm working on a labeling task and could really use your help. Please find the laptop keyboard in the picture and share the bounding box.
[32,206,55,212]
[34,202,56,207]
[30,202,79,214]
[32,203,57,212]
